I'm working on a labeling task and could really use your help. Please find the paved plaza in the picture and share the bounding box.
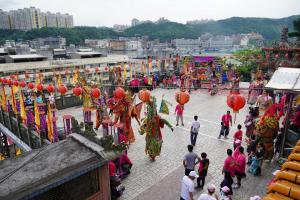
[57,88,279,200]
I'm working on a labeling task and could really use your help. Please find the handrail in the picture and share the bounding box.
[0,123,32,152]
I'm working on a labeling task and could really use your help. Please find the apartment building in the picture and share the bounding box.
[0,7,74,30]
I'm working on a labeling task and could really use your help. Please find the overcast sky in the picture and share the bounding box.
[0,0,299,27]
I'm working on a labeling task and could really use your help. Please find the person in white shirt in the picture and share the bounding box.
[190,115,201,146]
[198,184,218,200]
[180,171,199,200]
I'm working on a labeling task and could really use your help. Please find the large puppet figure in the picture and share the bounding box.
[81,78,94,123]
[112,91,140,144]
[139,96,173,161]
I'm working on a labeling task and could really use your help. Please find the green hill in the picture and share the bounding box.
[0,15,299,45]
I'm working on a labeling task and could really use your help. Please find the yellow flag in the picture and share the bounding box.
[20,92,26,123]
[149,62,152,72]
[34,99,40,130]
[123,64,127,79]
[16,148,21,156]
[47,103,53,143]
[157,60,160,70]
[72,71,78,85]
[130,64,133,79]
[1,86,6,112]
[11,87,17,114]
[57,74,62,86]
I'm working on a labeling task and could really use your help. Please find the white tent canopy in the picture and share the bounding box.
[265,67,300,91]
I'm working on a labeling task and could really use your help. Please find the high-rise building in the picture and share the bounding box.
[0,9,11,29]
[0,7,74,30]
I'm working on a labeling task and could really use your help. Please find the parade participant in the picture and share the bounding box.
[175,103,184,126]
[220,186,232,200]
[139,96,173,161]
[94,95,109,131]
[119,153,133,177]
[112,92,140,144]
[290,106,300,132]
[190,115,200,146]
[233,124,243,150]
[172,74,177,88]
[210,71,218,95]
[233,146,246,189]
[180,171,199,200]
[244,107,258,138]
[219,111,232,139]
[197,152,210,188]
[256,91,273,115]
[231,73,240,93]
[223,149,235,178]
[183,145,200,176]
[198,184,218,200]
[248,78,263,105]
[220,171,233,196]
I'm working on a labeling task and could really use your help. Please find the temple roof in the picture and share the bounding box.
[0,134,107,200]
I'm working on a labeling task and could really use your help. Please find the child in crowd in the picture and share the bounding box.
[233,124,243,150]
[197,152,210,188]
[219,122,225,139]
[248,152,260,175]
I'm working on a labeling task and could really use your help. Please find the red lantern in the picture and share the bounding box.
[7,79,13,86]
[91,88,101,98]
[47,84,55,93]
[19,81,26,88]
[73,86,83,96]
[0,78,3,83]
[138,89,151,103]
[114,87,125,100]
[175,90,190,105]
[105,66,109,71]
[36,83,44,91]
[28,82,34,89]
[2,78,7,84]
[10,75,16,79]
[58,85,67,95]
[227,93,246,113]
[25,74,30,79]
[13,80,19,86]
[95,67,100,73]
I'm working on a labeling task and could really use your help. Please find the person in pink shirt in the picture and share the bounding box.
[233,124,243,150]
[175,103,184,126]
[223,149,235,178]
[219,111,232,139]
[234,146,246,188]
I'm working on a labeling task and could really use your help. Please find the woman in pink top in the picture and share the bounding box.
[234,146,246,188]
[175,104,184,126]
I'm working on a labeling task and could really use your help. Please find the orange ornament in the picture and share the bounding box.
[138,89,151,103]
[19,81,26,88]
[28,82,34,89]
[175,90,190,105]
[36,83,44,91]
[73,86,82,96]
[114,87,125,100]
[58,85,67,95]
[227,93,246,113]
[47,84,55,93]
[91,88,101,98]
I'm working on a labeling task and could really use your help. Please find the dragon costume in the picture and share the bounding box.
[139,96,173,161]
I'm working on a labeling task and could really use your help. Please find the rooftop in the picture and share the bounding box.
[7,54,47,60]
[0,134,107,200]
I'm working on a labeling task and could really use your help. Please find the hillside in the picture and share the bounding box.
[0,15,299,45]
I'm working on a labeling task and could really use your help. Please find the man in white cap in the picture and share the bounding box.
[180,171,199,200]
[197,184,218,200]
